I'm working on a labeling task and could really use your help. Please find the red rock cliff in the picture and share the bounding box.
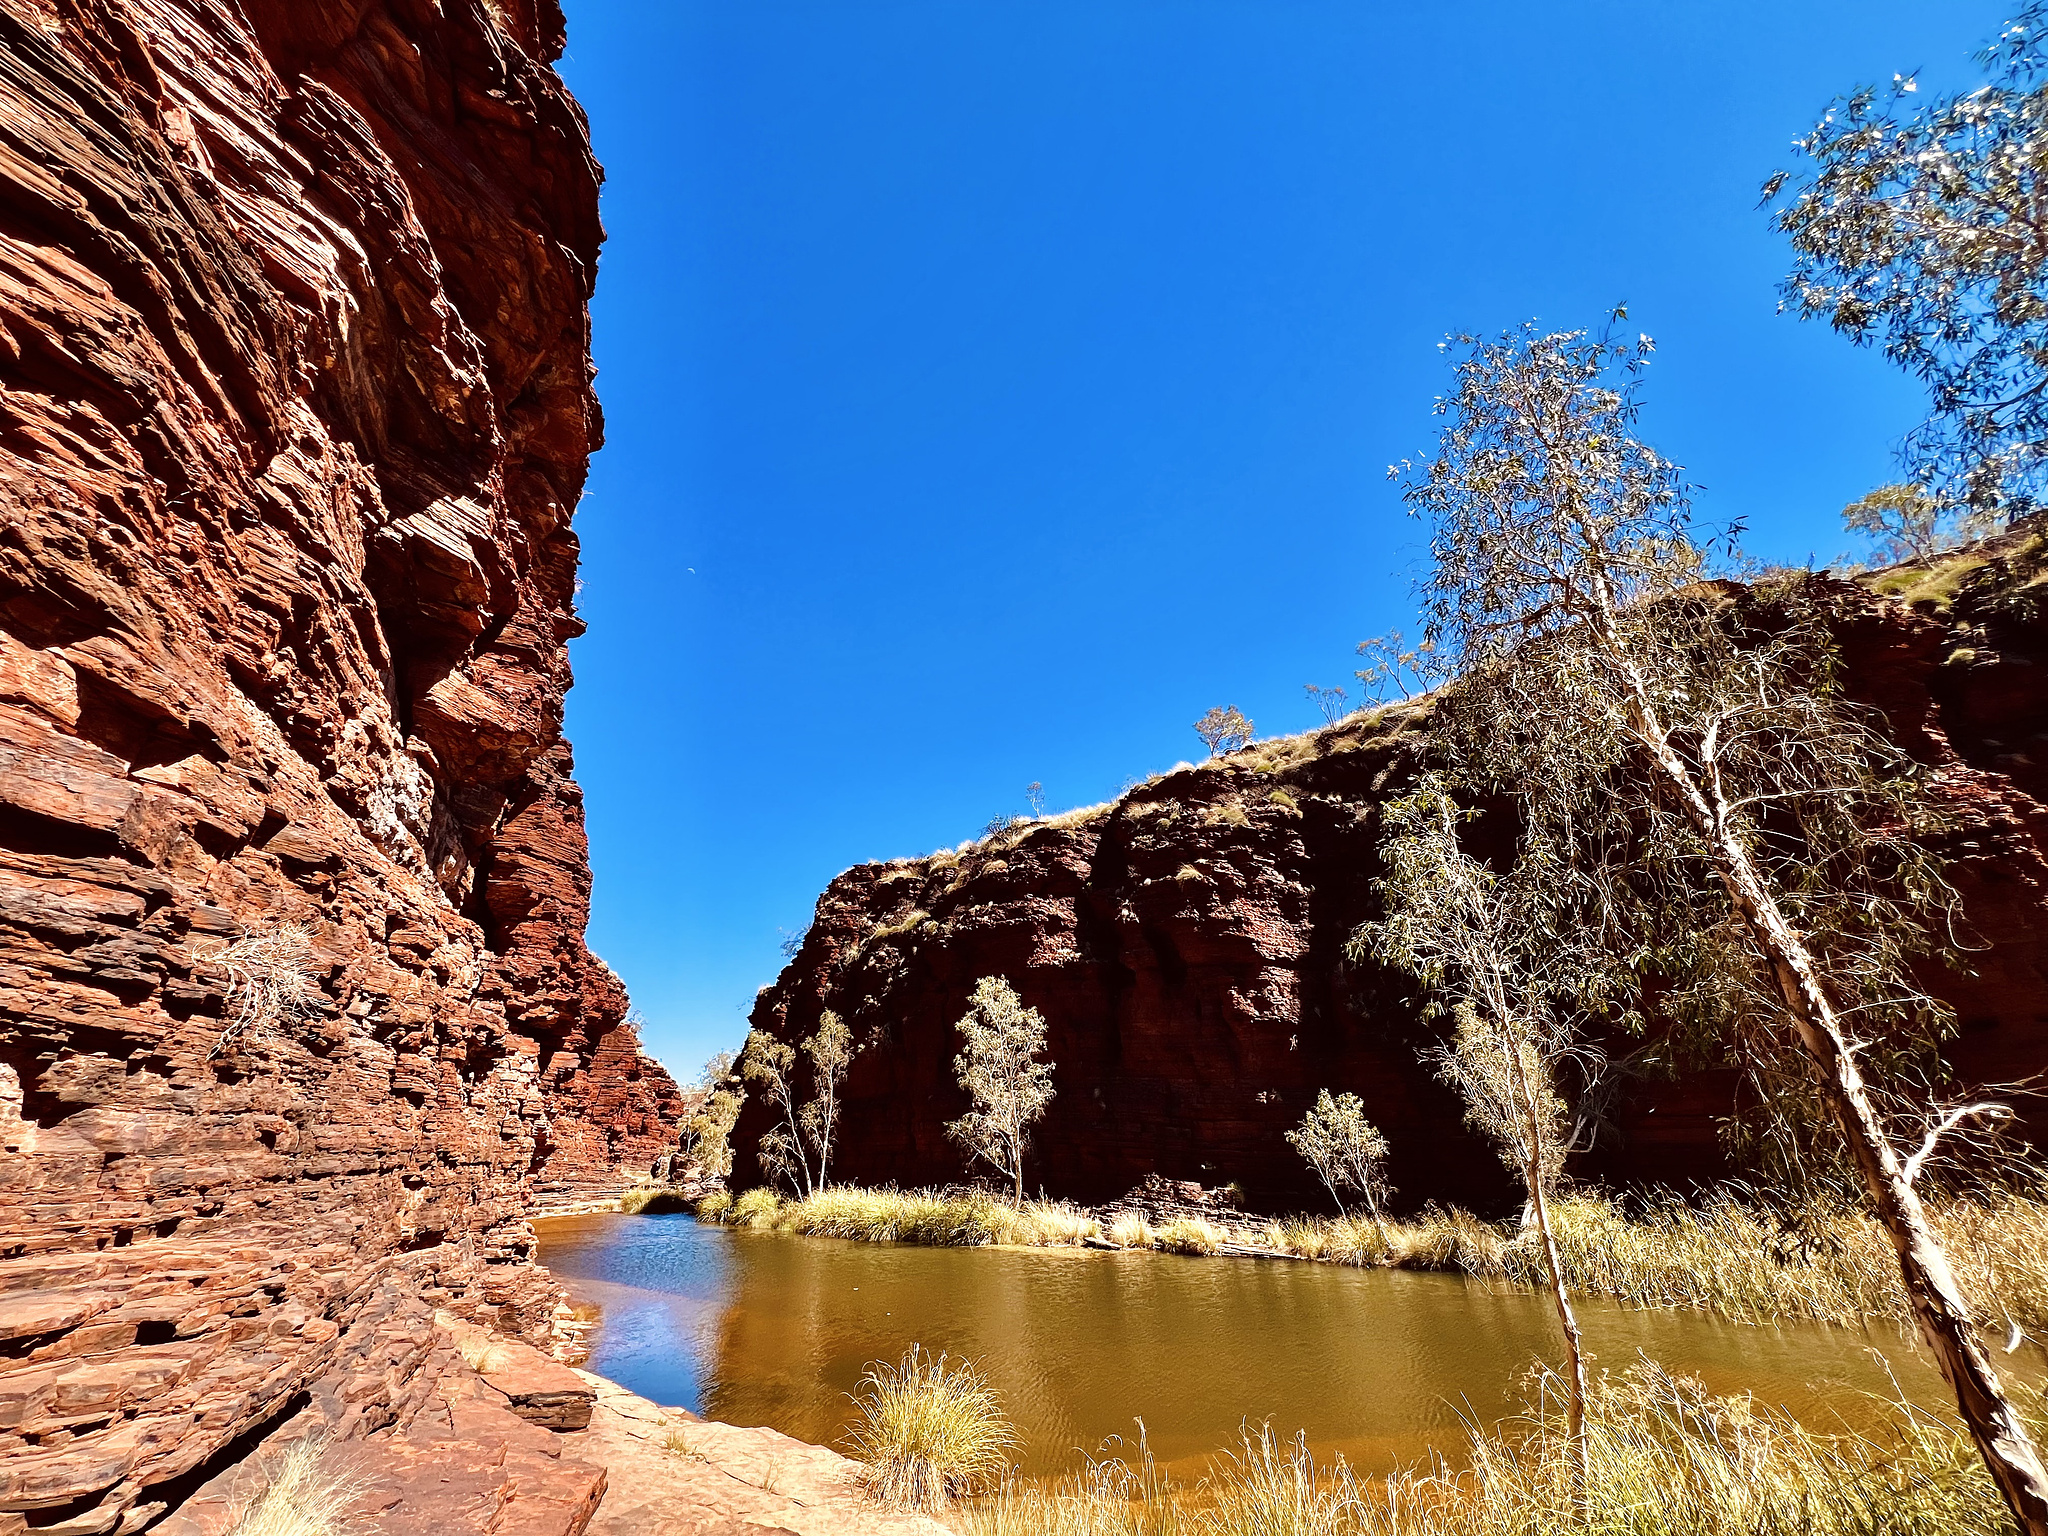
[0,1,679,1530]
[738,535,2048,1213]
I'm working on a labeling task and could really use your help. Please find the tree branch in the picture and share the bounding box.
[1902,1102,2015,1188]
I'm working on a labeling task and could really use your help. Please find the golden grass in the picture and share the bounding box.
[703,1186,1106,1248]
[849,1347,1017,1511]
[952,1362,2015,1536]
[729,1186,784,1227]
[454,1332,514,1373]
[1155,1216,1224,1256]
[223,1440,364,1536]
[1107,1211,1155,1249]
[620,1183,693,1215]
[698,1182,2048,1338]
[1518,1189,2048,1336]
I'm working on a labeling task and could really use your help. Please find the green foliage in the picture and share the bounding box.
[679,1048,745,1181]
[799,1010,851,1186]
[1285,1090,1393,1224]
[740,1012,853,1195]
[947,977,1055,1205]
[1767,5,2048,515]
[1843,483,1997,566]
[1193,704,1255,756]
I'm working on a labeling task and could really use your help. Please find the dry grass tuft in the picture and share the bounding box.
[958,1362,2016,1536]
[1155,1216,1224,1256]
[620,1183,693,1215]
[223,1439,364,1536]
[1107,1211,1155,1249]
[729,1186,784,1227]
[704,1186,1105,1248]
[210,923,322,1056]
[455,1332,514,1373]
[848,1347,1015,1511]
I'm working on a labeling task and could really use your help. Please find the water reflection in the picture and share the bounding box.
[535,1211,1974,1478]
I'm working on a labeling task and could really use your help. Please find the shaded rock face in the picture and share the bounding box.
[740,544,2048,1214]
[0,1,679,1530]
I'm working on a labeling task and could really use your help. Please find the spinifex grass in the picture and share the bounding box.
[952,1363,2018,1536]
[700,1185,1107,1248]
[849,1346,1017,1511]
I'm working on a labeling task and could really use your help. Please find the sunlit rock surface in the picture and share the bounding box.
[0,1,681,1529]
[740,530,2048,1212]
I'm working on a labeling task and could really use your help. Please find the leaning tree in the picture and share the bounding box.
[1394,319,2048,1531]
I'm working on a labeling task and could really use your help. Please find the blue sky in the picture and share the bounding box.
[555,0,2009,1078]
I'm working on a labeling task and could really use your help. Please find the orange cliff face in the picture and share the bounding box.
[0,0,678,1528]
[735,535,2048,1214]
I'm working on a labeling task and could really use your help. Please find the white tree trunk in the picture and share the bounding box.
[1621,673,2048,1535]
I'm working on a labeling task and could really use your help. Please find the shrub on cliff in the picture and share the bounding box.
[208,922,322,1057]
[1193,704,1254,756]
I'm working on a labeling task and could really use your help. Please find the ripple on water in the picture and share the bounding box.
[534,1210,1986,1479]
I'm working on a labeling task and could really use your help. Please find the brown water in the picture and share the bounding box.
[534,1211,1989,1480]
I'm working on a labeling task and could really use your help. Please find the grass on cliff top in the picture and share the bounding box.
[699,1183,2048,1338]
[952,1360,2017,1536]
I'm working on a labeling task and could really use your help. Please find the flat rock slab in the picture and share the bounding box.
[481,1343,599,1431]
[569,1374,950,1536]
[336,1388,608,1536]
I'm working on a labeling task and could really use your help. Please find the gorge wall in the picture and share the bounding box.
[739,534,2048,1214]
[0,2,680,1531]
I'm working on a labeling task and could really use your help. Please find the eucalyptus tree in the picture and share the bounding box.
[947,976,1055,1207]
[680,1053,745,1181]
[741,1010,853,1196]
[799,1010,852,1188]
[1360,782,1597,1497]
[1192,705,1254,756]
[1286,1090,1395,1245]
[1842,483,1996,566]
[1396,319,2048,1531]
[1766,3,2048,516]
[741,1029,810,1195]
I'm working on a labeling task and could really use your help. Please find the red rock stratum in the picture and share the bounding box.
[0,2,679,1530]
[738,537,2048,1213]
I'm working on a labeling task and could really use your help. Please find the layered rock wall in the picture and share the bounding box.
[0,2,678,1530]
[739,539,2048,1213]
